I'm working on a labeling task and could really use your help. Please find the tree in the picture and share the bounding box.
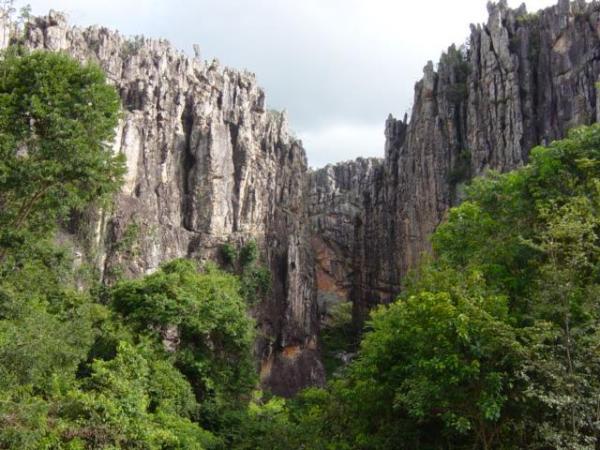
[330,278,523,449]
[0,49,124,262]
[111,259,257,427]
[421,125,600,448]
[58,341,219,449]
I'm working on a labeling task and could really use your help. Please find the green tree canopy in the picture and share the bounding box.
[0,49,125,259]
[111,260,257,422]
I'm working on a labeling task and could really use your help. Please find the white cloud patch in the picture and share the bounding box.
[298,122,385,169]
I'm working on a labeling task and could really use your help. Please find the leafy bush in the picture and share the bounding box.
[111,259,256,410]
[218,240,271,307]
[240,265,271,306]
[220,242,237,266]
[238,241,258,268]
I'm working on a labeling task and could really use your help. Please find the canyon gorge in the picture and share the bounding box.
[9,0,600,395]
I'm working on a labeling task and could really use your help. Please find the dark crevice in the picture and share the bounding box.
[181,96,196,232]
[230,123,243,232]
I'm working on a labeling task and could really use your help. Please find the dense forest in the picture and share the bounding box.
[1,30,600,450]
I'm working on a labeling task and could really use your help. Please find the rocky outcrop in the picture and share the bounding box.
[309,157,386,325]
[6,11,323,396]
[310,0,600,325]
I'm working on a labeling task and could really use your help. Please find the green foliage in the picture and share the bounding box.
[220,242,237,266]
[237,125,600,449]
[112,221,140,255]
[240,265,271,306]
[238,240,258,268]
[218,240,272,307]
[4,37,600,450]
[0,240,97,390]
[229,393,297,450]
[59,341,219,449]
[319,301,356,377]
[0,47,268,450]
[0,243,220,448]
[0,49,125,261]
[236,240,271,307]
[346,287,522,448]
[338,124,600,448]
[229,389,339,450]
[111,259,257,413]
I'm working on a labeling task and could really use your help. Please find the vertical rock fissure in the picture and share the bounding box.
[229,122,243,232]
[181,96,197,232]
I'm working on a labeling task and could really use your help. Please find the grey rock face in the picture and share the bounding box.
[309,157,387,326]
[7,10,323,396]
[3,0,600,392]
[310,0,600,325]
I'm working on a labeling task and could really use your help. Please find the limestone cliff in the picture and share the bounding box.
[310,0,600,325]
[309,157,386,325]
[5,11,323,396]
[5,0,600,392]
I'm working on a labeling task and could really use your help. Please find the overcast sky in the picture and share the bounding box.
[22,0,558,167]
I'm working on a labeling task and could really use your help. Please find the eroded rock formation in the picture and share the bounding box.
[4,0,600,392]
[310,0,600,325]
[4,11,323,396]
